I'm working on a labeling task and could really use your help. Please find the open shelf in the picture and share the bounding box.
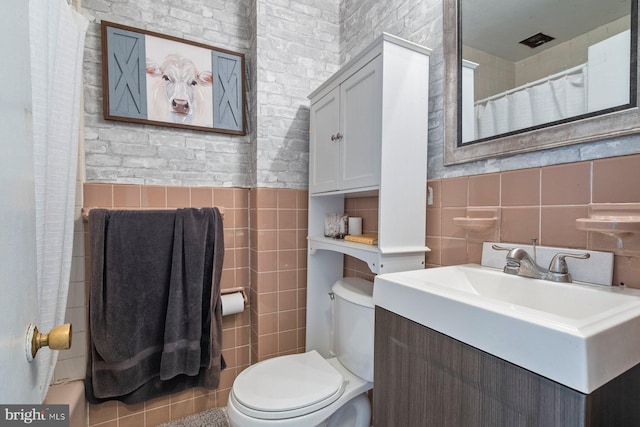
[453,217,497,232]
[452,208,499,237]
[308,235,381,272]
[309,235,378,253]
[308,235,429,274]
[576,203,640,237]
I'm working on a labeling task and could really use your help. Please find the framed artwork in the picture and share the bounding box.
[101,21,246,135]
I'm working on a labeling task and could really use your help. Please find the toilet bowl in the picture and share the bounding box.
[227,353,372,426]
[228,277,375,427]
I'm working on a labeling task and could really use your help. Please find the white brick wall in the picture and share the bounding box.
[80,0,640,187]
[340,0,445,181]
[82,0,253,187]
[253,0,340,188]
[81,0,342,189]
[81,0,439,188]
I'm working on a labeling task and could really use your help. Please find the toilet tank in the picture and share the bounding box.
[332,277,375,382]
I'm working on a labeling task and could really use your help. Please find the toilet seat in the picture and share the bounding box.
[231,350,346,420]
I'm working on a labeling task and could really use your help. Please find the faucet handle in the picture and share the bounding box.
[491,244,512,252]
[548,252,590,274]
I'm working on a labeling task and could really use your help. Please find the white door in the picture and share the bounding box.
[0,1,42,403]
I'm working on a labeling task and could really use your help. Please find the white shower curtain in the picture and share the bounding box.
[508,89,533,132]
[29,0,88,401]
[475,67,587,139]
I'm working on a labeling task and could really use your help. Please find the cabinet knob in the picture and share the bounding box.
[330,133,343,141]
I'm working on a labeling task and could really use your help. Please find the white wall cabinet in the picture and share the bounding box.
[309,57,382,193]
[306,34,432,357]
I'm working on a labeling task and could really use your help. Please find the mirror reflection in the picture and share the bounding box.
[460,0,633,144]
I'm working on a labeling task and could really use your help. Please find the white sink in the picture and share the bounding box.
[373,264,640,393]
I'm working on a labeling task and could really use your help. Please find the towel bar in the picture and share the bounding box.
[81,206,225,222]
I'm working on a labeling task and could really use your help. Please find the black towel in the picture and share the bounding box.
[85,207,224,404]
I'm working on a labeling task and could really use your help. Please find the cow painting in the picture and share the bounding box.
[145,53,213,127]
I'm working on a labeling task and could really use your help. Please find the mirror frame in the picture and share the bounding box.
[444,0,640,165]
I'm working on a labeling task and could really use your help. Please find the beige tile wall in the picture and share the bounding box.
[465,16,629,99]
[53,147,87,383]
[515,15,630,87]
[344,196,379,281]
[79,152,640,426]
[249,188,308,363]
[83,183,250,427]
[462,45,515,100]
[426,153,640,288]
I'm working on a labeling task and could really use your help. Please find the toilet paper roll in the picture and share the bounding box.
[221,292,245,316]
[348,217,362,235]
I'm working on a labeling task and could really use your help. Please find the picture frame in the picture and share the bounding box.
[101,21,246,135]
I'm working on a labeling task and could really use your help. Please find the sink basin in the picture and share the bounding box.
[373,264,640,393]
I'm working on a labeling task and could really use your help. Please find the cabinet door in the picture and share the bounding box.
[339,56,382,190]
[373,307,598,427]
[309,87,340,193]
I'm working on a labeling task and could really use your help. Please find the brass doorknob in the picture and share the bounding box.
[27,323,72,360]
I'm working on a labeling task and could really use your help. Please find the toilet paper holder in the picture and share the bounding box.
[221,287,248,305]
[221,287,248,316]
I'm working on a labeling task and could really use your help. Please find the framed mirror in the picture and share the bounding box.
[444,0,640,165]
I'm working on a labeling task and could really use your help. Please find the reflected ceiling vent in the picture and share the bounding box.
[519,32,555,49]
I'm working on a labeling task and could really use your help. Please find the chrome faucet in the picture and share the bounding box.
[492,244,590,283]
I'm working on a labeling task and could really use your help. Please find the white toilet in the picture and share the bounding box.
[227,277,375,427]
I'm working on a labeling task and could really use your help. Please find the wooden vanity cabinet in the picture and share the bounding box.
[373,307,640,427]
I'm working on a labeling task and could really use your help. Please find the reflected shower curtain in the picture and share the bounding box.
[508,89,533,133]
[475,67,587,140]
[29,0,88,401]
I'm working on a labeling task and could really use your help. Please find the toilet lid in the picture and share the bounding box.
[232,350,345,419]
